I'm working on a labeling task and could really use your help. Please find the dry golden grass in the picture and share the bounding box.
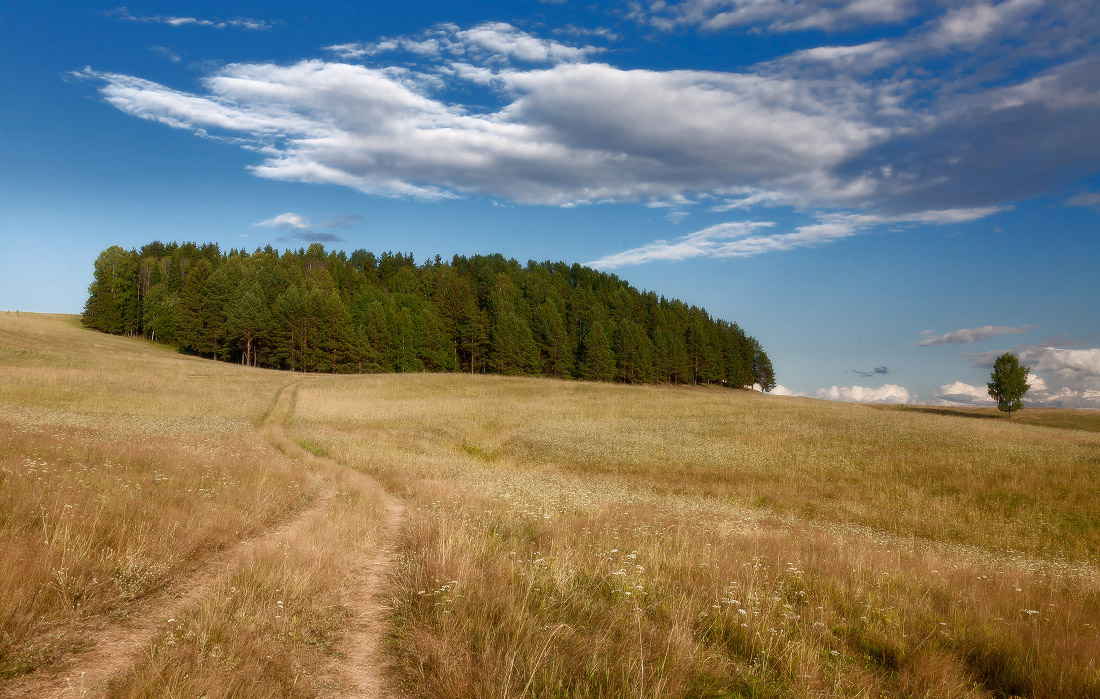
[0,314,391,697]
[887,403,1100,434]
[292,373,1100,698]
[0,314,316,681]
[104,384,397,697]
[4,313,1099,697]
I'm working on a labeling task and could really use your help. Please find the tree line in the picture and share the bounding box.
[82,242,776,390]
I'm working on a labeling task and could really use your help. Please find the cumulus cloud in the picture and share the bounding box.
[930,372,1100,409]
[106,6,275,30]
[918,325,1032,346]
[1026,387,1100,409]
[816,384,912,404]
[961,345,1100,409]
[1018,347,1100,386]
[932,381,994,406]
[767,384,806,397]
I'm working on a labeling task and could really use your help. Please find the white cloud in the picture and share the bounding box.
[150,46,182,63]
[1026,387,1100,410]
[632,0,920,34]
[588,207,1002,267]
[256,212,310,229]
[1019,347,1100,386]
[918,325,1032,346]
[106,6,274,30]
[767,384,806,397]
[1023,361,1100,409]
[929,372,1100,410]
[77,58,889,206]
[962,346,1100,409]
[929,2,1009,47]
[80,15,1099,250]
[816,384,912,404]
[932,381,994,406]
[1065,191,1100,209]
[326,22,600,64]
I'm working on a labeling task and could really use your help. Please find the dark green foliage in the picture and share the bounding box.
[82,242,774,387]
[83,246,141,335]
[987,352,1030,417]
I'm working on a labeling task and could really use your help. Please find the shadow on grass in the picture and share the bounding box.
[887,406,1003,421]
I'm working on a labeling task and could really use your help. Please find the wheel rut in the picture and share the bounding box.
[273,381,406,698]
[2,380,405,698]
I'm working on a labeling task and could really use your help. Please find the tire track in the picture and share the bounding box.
[272,381,406,698]
[1,382,333,699]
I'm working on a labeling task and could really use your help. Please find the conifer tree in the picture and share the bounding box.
[175,260,212,357]
[226,282,268,366]
[580,321,615,381]
[84,242,770,388]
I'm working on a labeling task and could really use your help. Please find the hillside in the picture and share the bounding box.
[2,313,1098,697]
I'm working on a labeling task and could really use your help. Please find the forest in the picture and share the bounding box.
[82,242,775,390]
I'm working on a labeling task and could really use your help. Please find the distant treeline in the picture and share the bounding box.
[82,242,775,389]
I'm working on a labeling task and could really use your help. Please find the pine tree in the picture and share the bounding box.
[175,260,212,357]
[580,321,615,381]
[83,242,772,387]
[226,282,268,366]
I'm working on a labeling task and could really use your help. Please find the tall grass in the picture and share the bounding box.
[292,372,1100,697]
[0,314,313,683]
[4,314,1099,697]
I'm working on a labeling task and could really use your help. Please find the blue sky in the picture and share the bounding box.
[1,0,1098,407]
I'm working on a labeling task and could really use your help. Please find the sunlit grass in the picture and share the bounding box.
[0,314,322,682]
[293,372,1100,697]
[3,313,1099,697]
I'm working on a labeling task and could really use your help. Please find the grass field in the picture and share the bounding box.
[2,312,1099,697]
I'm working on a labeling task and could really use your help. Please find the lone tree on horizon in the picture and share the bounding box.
[987,352,1030,417]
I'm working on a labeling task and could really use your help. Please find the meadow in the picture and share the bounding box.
[2,313,1098,697]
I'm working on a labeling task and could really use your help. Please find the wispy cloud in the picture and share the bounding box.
[918,325,1033,346]
[106,7,276,30]
[149,46,182,63]
[326,22,601,64]
[588,207,1001,267]
[1065,191,1100,210]
[256,212,310,229]
[630,0,920,34]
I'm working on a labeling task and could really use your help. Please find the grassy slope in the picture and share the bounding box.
[2,313,1099,697]
[292,374,1100,698]
[887,403,1100,433]
[0,314,391,696]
